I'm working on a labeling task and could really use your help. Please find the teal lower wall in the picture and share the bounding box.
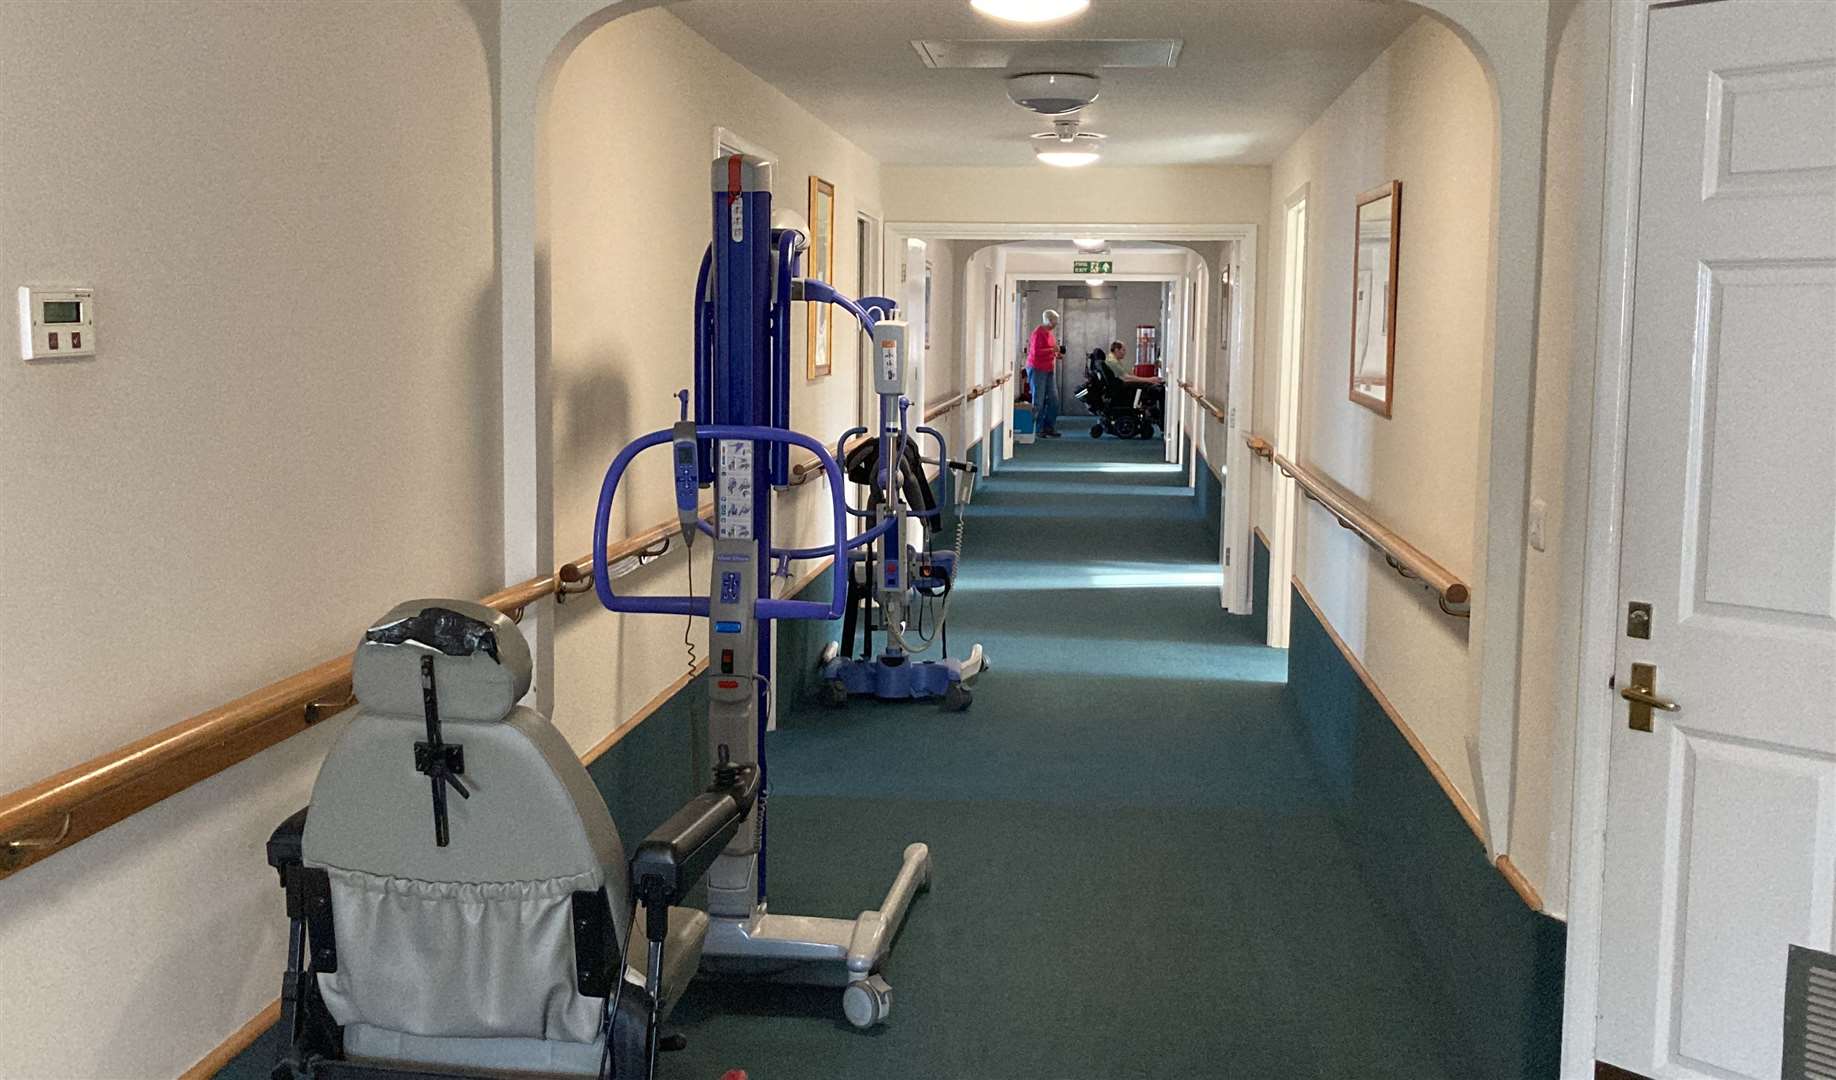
[586,675,709,855]
[1250,530,1270,644]
[1285,587,1565,1079]
[1193,451,1222,542]
[774,565,837,719]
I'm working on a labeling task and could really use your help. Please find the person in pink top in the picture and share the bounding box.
[1027,309,1062,437]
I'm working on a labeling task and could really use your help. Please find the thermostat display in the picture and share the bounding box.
[41,301,82,324]
[19,286,96,361]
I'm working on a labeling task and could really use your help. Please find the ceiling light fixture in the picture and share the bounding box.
[1073,237,1106,252]
[969,0,1090,25]
[1036,144,1101,167]
[1084,277,1107,286]
[1032,118,1105,167]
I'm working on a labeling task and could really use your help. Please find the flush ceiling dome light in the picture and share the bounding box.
[1032,122,1105,167]
[1073,237,1106,251]
[1085,277,1107,286]
[970,0,1090,25]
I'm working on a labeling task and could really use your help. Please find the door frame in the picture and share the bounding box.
[1006,272,1179,428]
[893,221,1257,612]
[1268,186,1309,649]
[1563,2,1675,1075]
[855,209,883,429]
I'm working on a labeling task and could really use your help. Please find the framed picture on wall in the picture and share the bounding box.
[1349,180,1401,416]
[806,176,836,379]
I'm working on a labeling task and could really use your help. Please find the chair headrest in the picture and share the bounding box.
[351,599,531,723]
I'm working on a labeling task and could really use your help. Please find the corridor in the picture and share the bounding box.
[663,437,1472,1079]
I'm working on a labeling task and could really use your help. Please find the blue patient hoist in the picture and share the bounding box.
[816,365,987,711]
[591,154,931,1031]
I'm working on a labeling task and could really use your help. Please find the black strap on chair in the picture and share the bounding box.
[413,654,470,847]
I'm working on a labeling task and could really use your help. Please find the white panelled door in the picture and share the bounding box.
[1596,3,1836,1077]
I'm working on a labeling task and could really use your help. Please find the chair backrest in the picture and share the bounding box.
[301,599,626,1046]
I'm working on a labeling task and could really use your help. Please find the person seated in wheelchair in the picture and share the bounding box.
[1104,341,1161,387]
[1076,347,1157,439]
[1108,340,1166,429]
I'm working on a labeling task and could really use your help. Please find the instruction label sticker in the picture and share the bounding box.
[880,339,899,385]
[718,440,754,540]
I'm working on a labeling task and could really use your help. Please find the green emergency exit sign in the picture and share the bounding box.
[1072,260,1113,275]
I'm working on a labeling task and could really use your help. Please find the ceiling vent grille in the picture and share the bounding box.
[912,39,1181,70]
[1786,945,1836,1080]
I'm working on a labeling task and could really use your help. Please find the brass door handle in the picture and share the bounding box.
[1621,662,1679,732]
[1619,685,1680,712]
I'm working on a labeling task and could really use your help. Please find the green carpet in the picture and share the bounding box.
[224,436,1471,1079]
[665,436,1471,1079]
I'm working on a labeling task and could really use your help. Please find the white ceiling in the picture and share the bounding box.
[666,0,1422,167]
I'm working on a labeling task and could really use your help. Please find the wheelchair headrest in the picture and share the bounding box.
[351,599,531,723]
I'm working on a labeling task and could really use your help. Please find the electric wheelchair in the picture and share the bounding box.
[1074,349,1161,440]
[265,599,756,1080]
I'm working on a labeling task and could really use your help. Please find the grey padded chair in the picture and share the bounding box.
[269,599,714,1079]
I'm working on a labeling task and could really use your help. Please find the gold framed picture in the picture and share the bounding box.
[806,176,836,380]
[1349,180,1401,417]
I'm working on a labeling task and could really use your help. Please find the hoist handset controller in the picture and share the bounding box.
[672,419,700,545]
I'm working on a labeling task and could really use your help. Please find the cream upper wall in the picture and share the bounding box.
[884,166,1269,228]
[1259,16,1497,808]
[921,240,959,405]
[543,7,884,746]
[1510,0,1609,915]
[0,2,496,1075]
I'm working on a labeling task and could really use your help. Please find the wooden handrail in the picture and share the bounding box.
[0,502,714,880]
[790,385,1000,486]
[923,392,967,422]
[1177,380,1225,422]
[789,432,872,486]
[1244,434,1274,462]
[1270,451,1472,615]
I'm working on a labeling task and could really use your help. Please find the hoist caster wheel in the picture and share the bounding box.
[819,680,850,708]
[843,975,893,1029]
[1089,424,1103,438]
[942,683,973,712]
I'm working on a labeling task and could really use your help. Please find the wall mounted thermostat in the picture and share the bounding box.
[18,285,96,361]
